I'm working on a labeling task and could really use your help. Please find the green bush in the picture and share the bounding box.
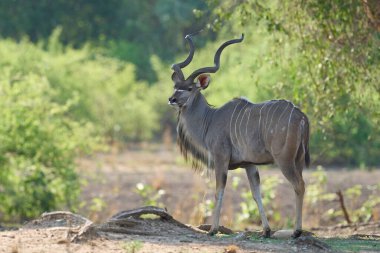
[0,73,95,221]
[0,33,161,142]
[0,34,163,221]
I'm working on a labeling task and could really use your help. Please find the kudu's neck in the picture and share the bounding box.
[179,91,214,135]
[177,90,215,170]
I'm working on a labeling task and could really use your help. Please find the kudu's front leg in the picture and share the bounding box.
[208,159,229,236]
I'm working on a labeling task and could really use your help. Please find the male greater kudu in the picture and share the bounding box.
[168,34,310,238]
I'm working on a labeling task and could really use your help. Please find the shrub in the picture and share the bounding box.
[0,34,167,221]
[0,73,95,221]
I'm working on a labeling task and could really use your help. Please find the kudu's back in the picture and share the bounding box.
[216,98,310,169]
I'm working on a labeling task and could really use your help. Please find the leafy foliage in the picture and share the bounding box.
[122,240,143,253]
[0,73,94,221]
[196,0,380,166]
[1,1,378,166]
[0,35,162,221]
[135,183,165,207]
[306,167,380,224]
[1,33,161,142]
[0,0,210,82]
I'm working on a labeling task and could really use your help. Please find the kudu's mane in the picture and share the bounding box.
[177,120,212,172]
[177,93,215,172]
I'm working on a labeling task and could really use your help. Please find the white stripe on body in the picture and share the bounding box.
[245,106,253,140]
[235,101,249,148]
[229,100,242,148]
[265,102,281,144]
[263,102,276,147]
[239,105,251,147]
[257,103,269,145]
[286,107,295,144]
[274,102,290,133]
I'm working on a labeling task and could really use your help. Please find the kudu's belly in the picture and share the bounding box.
[229,145,274,169]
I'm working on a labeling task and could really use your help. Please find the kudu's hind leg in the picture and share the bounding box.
[245,166,271,238]
[278,161,305,238]
[208,159,229,236]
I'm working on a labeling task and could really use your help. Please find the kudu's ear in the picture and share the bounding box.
[195,74,211,89]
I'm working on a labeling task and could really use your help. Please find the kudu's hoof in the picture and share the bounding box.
[291,229,303,239]
[263,228,272,238]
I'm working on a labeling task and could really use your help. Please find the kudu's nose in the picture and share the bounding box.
[168,97,177,104]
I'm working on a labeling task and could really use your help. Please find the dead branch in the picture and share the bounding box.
[336,190,352,224]
[71,206,204,242]
[197,224,234,235]
[109,206,192,230]
[110,206,172,220]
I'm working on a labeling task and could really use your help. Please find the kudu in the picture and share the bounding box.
[168,34,310,238]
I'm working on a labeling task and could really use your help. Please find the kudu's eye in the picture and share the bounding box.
[187,87,192,91]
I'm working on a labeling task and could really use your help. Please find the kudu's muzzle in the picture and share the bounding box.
[168,96,177,105]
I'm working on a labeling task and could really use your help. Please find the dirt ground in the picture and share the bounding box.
[0,228,321,253]
[0,210,379,253]
[1,145,379,253]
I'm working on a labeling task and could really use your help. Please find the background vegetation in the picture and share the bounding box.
[0,0,379,222]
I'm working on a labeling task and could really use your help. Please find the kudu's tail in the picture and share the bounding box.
[305,143,310,168]
[304,117,310,168]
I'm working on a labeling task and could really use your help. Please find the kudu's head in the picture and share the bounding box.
[168,34,244,108]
